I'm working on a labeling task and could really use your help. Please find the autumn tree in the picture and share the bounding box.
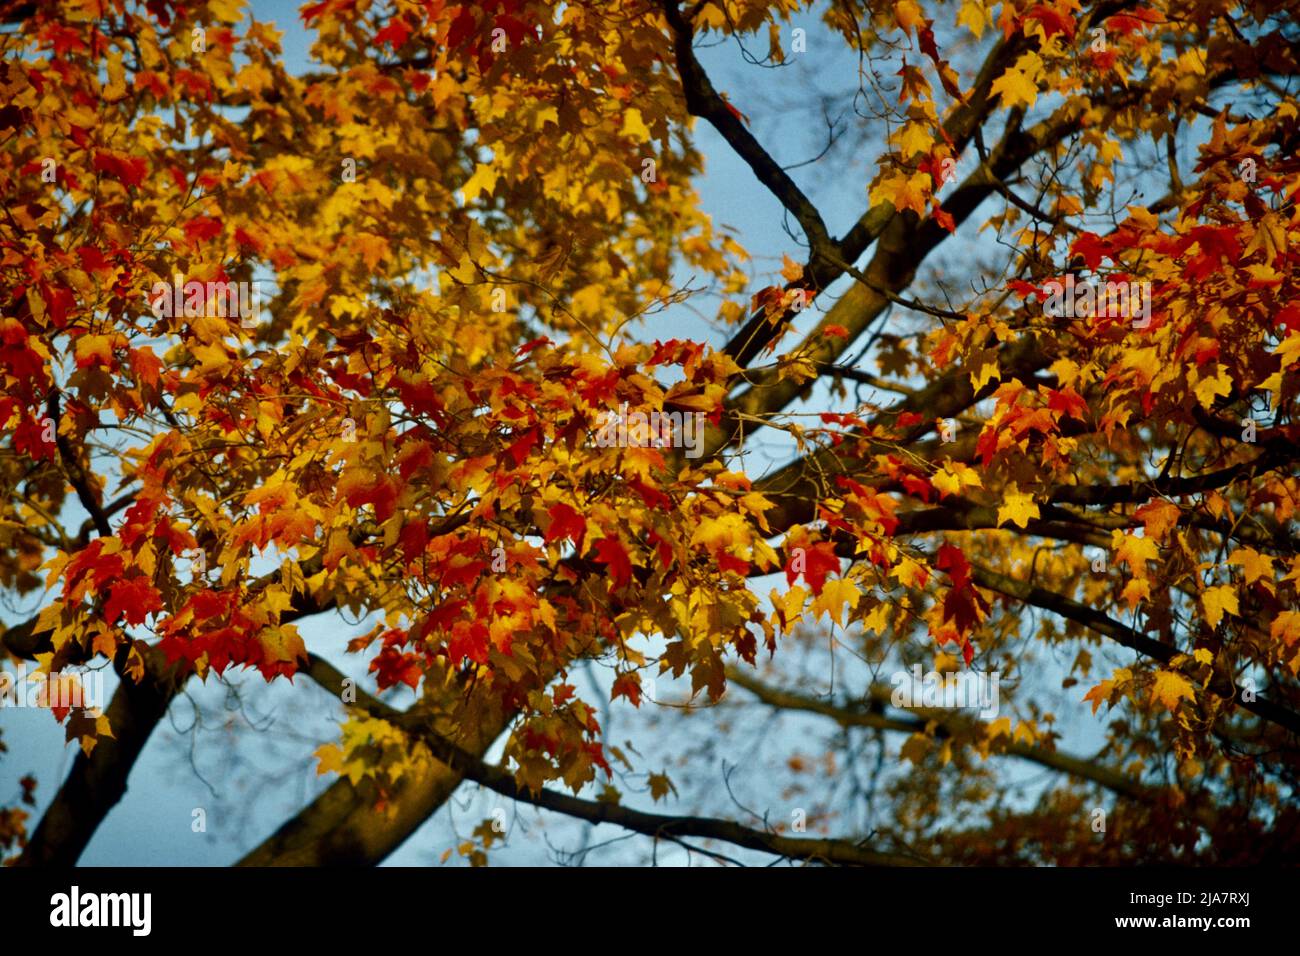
[2,0,1299,866]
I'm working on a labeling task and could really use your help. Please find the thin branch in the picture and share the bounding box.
[660,0,833,261]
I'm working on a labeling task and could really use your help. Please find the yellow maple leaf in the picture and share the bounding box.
[1083,667,1132,713]
[1193,368,1232,409]
[997,486,1040,529]
[691,512,751,552]
[260,623,307,669]
[948,460,983,489]
[873,170,931,216]
[812,577,860,626]
[1257,369,1283,407]
[986,716,1013,738]
[460,162,498,203]
[1150,670,1195,712]
[772,585,807,634]
[352,232,390,271]
[970,360,1000,392]
[1121,577,1150,609]
[1274,331,1300,369]
[1201,584,1239,629]
[738,492,774,533]
[1121,347,1160,383]
[931,461,980,499]
[1272,610,1300,647]
[957,0,988,37]
[1245,263,1282,286]
[1135,499,1181,542]
[1242,213,1287,266]
[894,0,925,36]
[894,173,931,215]
[74,334,116,367]
[896,122,933,159]
[191,341,231,375]
[990,66,1037,109]
[931,468,961,498]
[621,108,652,142]
[891,555,929,589]
[861,602,891,635]
[314,742,345,776]
[1228,547,1274,586]
[209,0,244,23]
[1113,531,1158,575]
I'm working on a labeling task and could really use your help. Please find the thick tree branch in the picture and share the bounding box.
[46,388,111,539]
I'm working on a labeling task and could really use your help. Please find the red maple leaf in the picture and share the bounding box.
[717,552,749,576]
[595,537,633,589]
[611,672,643,707]
[505,425,540,467]
[92,150,148,188]
[233,227,263,253]
[942,588,986,639]
[130,346,162,388]
[373,18,412,49]
[13,416,55,461]
[545,502,588,547]
[1276,304,1300,334]
[628,477,672,511]
[516,336,551,357]
[722,95,750,126]
[182,215,222,245]
[370,645,424,690]
[44,284,75,328]
[900,473,934,502]
[1007,279,1047,301]
[935,543,972,589]
[447,619,490,665]
[1070,231,1111,270]
[63,540,125,601]
[446,6,478,48]
[1087,49,1119,71]
[1024,4,1076,39]
[104,577,163,626]
[76,245,110,273]
[787,540,840,596]
[917,23,941,65]
[188,589,233,622]
[1046,386,1089,421]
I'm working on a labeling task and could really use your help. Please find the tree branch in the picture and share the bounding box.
[969,563,1300,737]
[660,0,833,262]
[725,668,1153,803]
